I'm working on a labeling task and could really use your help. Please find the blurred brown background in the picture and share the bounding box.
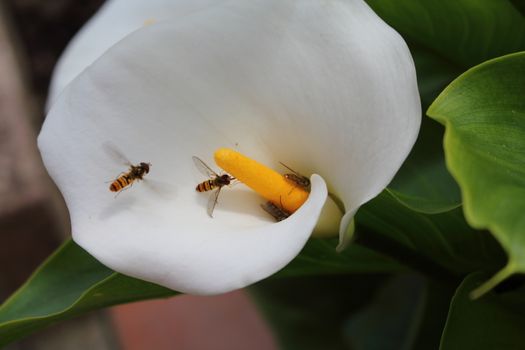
[0,1,276,348]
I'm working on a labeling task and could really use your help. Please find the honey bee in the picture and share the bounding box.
[104,143,151,194]
[279,162,311,191]
[261,200,290,222]
[193,156,235,217]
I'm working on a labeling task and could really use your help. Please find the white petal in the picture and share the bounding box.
[48,0,228,106]
[39,0,420,294]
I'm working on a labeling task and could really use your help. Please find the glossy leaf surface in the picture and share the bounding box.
[428,52,525,296]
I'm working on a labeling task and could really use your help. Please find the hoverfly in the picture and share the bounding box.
[109,162,151,193]
[261,200,290,222]
[104,143,151,195]
[279,162,311,191]
[193,156,235,217]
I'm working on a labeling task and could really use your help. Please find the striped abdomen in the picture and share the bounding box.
[110,174,133,192]
[196,180,217,192]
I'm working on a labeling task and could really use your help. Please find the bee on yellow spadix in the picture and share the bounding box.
[214,148,309,217]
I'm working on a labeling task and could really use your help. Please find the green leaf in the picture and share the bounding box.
[388,44,462,214]
[275,238,404,278]
[409,280,456,350]
[344,274,426,350]
[250,274,389,350]
[440,272,525,350]
[408,45,463,108]
[366,0,525,214]
[253,274,453,350]
[387,117,461,214]
[356,192,505,279]
[0,236,401,346]
[510,0,525,19]
[0,240,177,347]
[366,0,525,68]
[385,48,461,214]
[386,48,462,214]
[428,52,525,297]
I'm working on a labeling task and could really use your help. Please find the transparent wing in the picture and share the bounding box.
[207,187,221,218]
[261,201,289,222]
[103,142,131,166]
[260,201,275,216]
[193,156,218,178]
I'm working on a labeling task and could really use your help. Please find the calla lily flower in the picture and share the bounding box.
[39,0,421,295]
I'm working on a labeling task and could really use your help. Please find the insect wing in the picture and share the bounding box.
[261,201,277,219]
[193,156,219,178]
[207,187,222,217]
[261,201,290,222]
[286,174,311,189]
[103,142,132,166]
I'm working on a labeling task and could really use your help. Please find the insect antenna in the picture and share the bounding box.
[279,161,301,176]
